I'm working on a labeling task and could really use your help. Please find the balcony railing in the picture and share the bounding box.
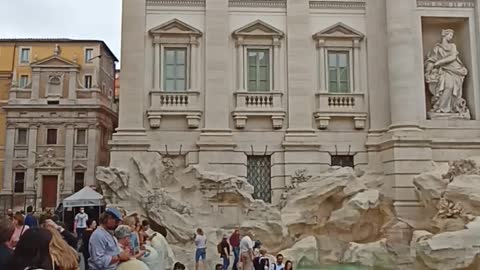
[314,92,367,130]
[232,91,285,129]
[147,91,202,129]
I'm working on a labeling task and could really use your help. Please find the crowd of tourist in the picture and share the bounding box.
[0,206,171,270]
[195,227,295,270]
[1,206,296,270]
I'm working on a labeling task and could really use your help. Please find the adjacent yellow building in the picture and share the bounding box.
[0,39,118,210]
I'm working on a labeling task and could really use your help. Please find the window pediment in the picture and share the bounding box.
[233,20,284,39]
[150,19,202,38]
[313,22,364,41]
[233,20,284,46]
[14,163,28,170]
[30,55,80,69]
[74,164,88,171]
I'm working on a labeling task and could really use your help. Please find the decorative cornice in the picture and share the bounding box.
[229,0,286,8]
[417,0,475,8]
[147,0,205,7]
[309,0,365,10]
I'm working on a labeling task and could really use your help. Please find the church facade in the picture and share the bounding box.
[113,0,480,220]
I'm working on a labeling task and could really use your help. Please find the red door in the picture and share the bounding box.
[42,175,58,208]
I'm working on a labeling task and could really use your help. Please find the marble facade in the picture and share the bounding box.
[112,0,480,220]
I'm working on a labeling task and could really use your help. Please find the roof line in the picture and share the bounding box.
[0,38,118,62]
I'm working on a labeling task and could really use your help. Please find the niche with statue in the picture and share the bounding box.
[422,17,473,120]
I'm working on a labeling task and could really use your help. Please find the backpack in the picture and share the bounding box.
[217,242,223,254]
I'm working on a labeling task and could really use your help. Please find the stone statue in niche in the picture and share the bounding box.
[425,29,470,119]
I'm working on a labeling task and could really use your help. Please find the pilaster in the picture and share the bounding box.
[197,0,234,149]
[283,0,317,147]
[68,71,77,99]
[31,71,40,99]
[2,124,15,192]
[25,125,38,192]
[386,0,422,130]
[86,125,99,187]
[63,124,75,193]
[113,0,148,143]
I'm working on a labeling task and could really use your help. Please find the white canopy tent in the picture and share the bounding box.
[63,186,104,207]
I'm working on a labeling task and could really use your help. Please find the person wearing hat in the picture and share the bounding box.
[217,234,231,270]
[88,208,130,270]
[114,225,145,260]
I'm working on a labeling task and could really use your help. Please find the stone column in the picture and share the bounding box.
[2,124,15,192]
[25,125,38,191]
[31,70,40,99]
[236,39,244,91]
[114,0,147,136]
[63,125,74,193]
[353,40,361,93]
[386,0,421,129]
[273,38,281,91]
[154,42,161,90]
[85,125,99,187]
[318,41,326,92]
[68,71,77,99]
[284,0,316,143]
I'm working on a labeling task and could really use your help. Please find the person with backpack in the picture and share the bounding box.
[218,234,230,270]
[253,249,269,270]
[270,254,285,270]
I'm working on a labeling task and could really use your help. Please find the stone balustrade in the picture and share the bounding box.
[147,90,202,128]
[314,92,367,129]
[232,91,285,129]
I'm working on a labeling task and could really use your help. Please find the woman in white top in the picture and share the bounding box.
[194,228,207,270]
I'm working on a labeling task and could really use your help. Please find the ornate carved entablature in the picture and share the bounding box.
[33,148,65,169]
[147,0,205,7]
[309,0,365,10]
[229,0,286,8]
[149,18,202,45]
[417,0,475,8]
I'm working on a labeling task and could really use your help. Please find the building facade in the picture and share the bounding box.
[112,0,480,220]
[0,39,118,209]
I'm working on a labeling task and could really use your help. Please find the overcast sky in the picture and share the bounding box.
[0,0,122,65]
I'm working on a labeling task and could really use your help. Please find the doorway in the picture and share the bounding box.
[42,175,58,209]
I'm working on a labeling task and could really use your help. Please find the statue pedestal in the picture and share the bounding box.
[428,111,471,120]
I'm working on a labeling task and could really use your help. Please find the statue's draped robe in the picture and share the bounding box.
[425,43,468,113]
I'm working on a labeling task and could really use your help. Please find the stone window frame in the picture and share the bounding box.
[18,74,29,89]
[13,170,26,193]
[232,20,284,92]
[46,128,58,145]
[84,74,93,89]
[326,49,353,93]
[162,46,189,91]
[19,46,31,65]
[313,22,364,93]
[46,74,63,99]
[75,128,88,145]
[149,19,202,92]
[84,47,95,64]
[245,46,273,92]
[15,128,28,146]
[74,171,85,193]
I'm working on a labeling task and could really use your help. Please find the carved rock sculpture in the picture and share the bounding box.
[442,159,480,183]
[97,155,398,270]
[425,29,470,119]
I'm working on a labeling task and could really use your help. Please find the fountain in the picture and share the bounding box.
[96,153,480,270]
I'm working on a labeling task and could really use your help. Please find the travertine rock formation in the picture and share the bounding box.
[97,154,397,270]
[413,157,480,269]
[97,154,480,270]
